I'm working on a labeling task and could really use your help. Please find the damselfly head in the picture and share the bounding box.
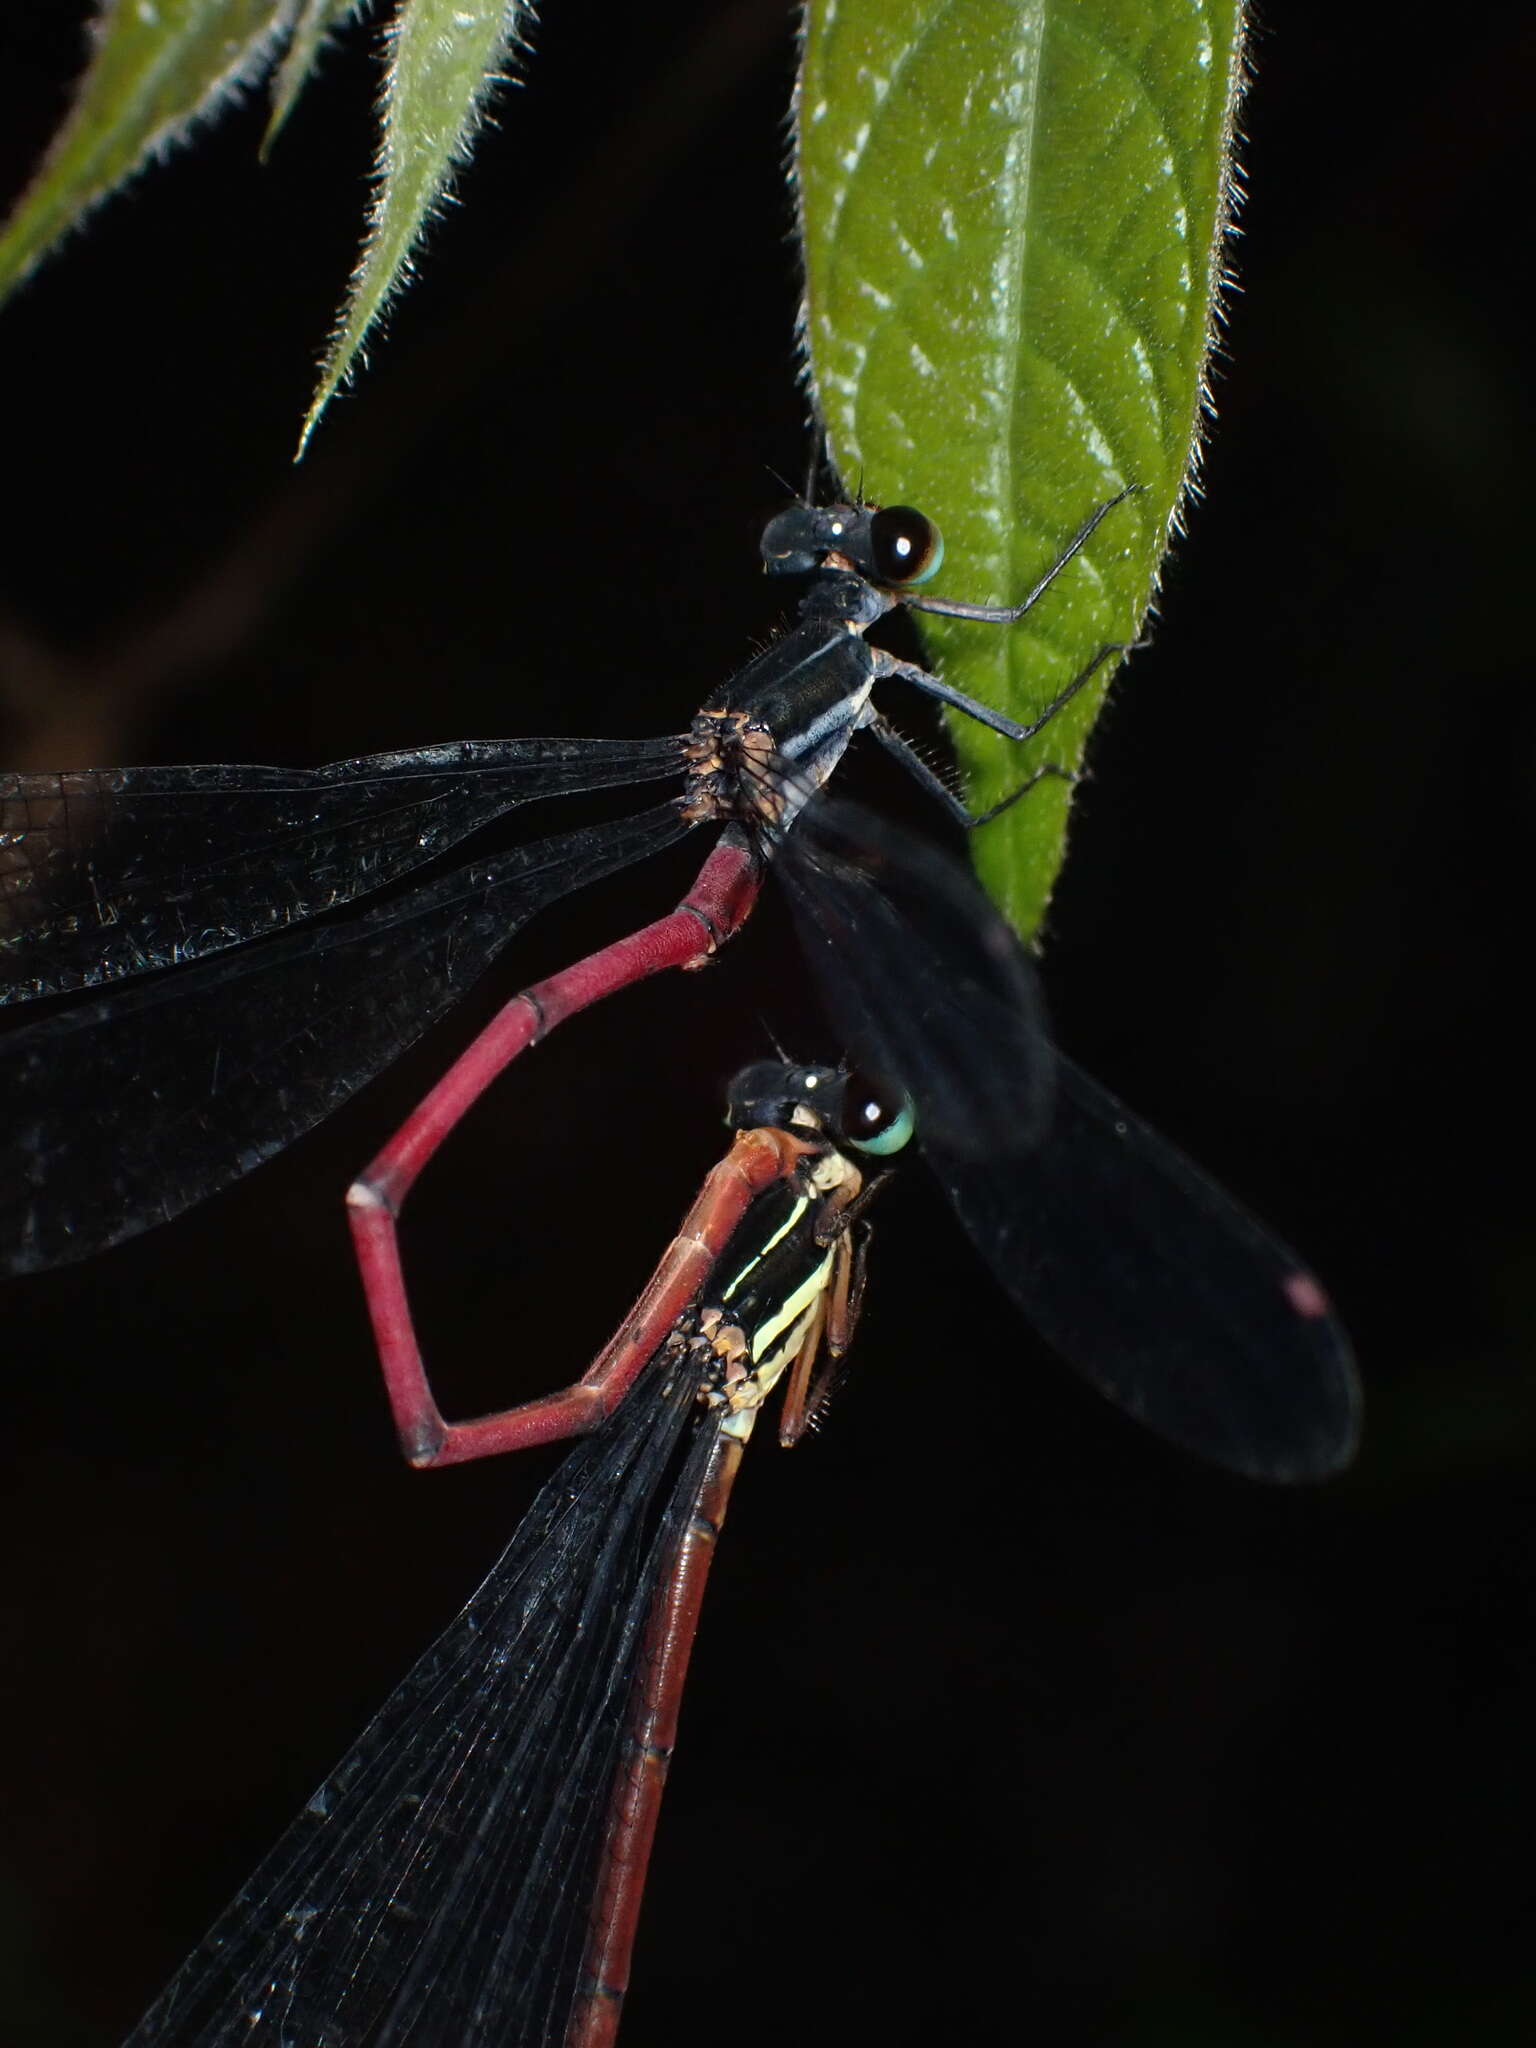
[760,501,945,593]
[726,1061,915,1157]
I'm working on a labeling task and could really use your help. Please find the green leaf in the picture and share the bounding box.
[264,0,366,153]
[797,0,1244,938]
[0,0,298,308]
[297,0,527,454]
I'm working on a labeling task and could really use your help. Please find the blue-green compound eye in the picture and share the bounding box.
[868,506,944,588]
[845,1086,916,1156]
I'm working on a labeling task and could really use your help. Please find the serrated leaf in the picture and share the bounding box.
[797,0,1244,938]
[0,0,298,307]
[264,0,366,152]
[297,0,526,454]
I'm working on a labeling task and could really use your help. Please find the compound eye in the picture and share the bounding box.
[843,1073,916,1157]
[868,505,944,587]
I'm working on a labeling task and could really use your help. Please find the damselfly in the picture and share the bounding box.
[0,490,1128,1278]
[117,1060,915,2048]
[114,1033,1357,2046]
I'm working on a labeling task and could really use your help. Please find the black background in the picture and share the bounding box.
[1,3,1532,2042]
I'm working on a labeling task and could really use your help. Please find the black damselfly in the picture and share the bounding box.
[117,1060,914,2048]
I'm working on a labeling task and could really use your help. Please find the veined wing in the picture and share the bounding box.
[0,736,684,1002]
[928,1054,1361,1480]
[124,1353,713,2048]
[1,801,692,1272]
[775,795,1357,1479]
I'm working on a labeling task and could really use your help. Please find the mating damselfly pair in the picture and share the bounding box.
[1,482,1357,2045]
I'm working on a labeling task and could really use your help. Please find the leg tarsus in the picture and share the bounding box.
[966,761,1080,831]
[904,485,1140,625]
[865,710,1082,832]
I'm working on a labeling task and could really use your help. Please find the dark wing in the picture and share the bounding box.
[1,802,692,1272]
[773,796,1054,1157]
[123,1353,713,2048]
[775,795,1357,1480]
[0,736,684,1001]
[930,1055,1362,1481]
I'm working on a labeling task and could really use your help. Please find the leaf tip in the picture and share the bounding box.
[294,384,332,461]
